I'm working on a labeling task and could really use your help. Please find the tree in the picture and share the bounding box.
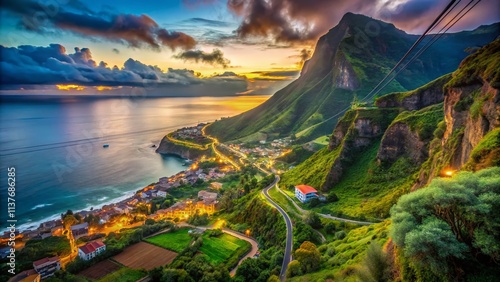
[304,211,323,229]
[355,241,391,282]
[294,241,321,273]
[335,230,346,240]
[308,197,320,207]
[390,167,500,278]
[63,214,78,229]
[286,260,302,278]
[267,274,280,282]
[324,222,336,234]
[327,192,339,203]
[236,258,261,281]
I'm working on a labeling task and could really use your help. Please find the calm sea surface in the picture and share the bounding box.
[0,95,268,230]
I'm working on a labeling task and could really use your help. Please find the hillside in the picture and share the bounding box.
[280,38,500,220]
[207,13,499,143]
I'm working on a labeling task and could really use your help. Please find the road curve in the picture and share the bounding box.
[275,183,374,226]
[262,175,293,281]
[224,228,259,276]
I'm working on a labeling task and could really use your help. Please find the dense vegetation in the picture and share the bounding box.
[391,167,500,281]
[446,38,500,88]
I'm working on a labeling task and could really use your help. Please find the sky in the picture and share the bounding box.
[0,0,499,96]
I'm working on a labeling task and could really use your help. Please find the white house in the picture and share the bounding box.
[157,189,168,197]
[294,185,318,203]
[78,241,106,261]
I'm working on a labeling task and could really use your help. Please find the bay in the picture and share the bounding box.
[0,95,268,230]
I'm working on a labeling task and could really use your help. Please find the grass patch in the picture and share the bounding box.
[144,228,192,252]
[200,233,251,266]
[280,146,341,191]
[465,128,500,170]
[313,141,416,220]
[289,221,390,282]
[268,186,301,217]
[97,267,146,282]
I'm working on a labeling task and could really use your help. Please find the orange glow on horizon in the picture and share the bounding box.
[56,84,85,91]
[95,86,114,91]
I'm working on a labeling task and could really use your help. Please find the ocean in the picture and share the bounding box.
[0,95,268,231]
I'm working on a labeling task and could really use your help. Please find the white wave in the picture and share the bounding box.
[31,203,53,210]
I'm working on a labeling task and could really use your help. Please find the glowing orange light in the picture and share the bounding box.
[445,170,453,176]
[56,84,85,91]
[95,86,114,91]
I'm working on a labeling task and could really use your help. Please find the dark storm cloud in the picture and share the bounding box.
[225,0,500,43]
[1,0,197,51]
[0,44,246,91]
[174,49,230,68]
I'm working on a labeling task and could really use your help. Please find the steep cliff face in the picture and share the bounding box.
[206,14,499,143]
[322,108,398,190]
[415,39,500,187]
[281,39,499,218]
[376,74,450,111]
[155,136,210,159]
[377,103,444,166]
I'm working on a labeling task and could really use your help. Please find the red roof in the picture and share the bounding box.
[33,256,60,267]
[79,241,106,255]
[295,185,317,194]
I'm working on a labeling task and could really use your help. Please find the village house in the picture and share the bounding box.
[157,197,217,219]
[78,241,106,261]
[114,204,130,214]
[33,256,60,279]
[156,188,168,197]
[70,222,89,239]
[210,182,223,190]
[294,185,319,203]
[8,269,40,282]
[198,190,218,201]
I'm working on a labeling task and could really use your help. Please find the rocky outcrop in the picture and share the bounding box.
[377,122,427,164]
[322,108,398,190]
[332,51,359,90]
[443,81,499,168]
[376,74,450,111]
[155,136,210,160]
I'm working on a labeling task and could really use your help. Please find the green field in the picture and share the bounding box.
[144,228,192,252]
[97,267,146,282]
[200,233,251,265]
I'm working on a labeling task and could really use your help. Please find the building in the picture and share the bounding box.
[70,222,89,239]
[198,190,218,201]
[8,269,40,282]
[210,182,223,190]
[78,241,106,261]
[294,185,318,203]
[157,189,167,197]
[33,256,60,279]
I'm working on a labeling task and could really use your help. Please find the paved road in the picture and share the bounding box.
[275,183,374,226]
[224,228,259,276]
[262,175,293,281]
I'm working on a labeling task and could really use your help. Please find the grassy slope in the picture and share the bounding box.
[144,228,192,252]
[280,146,342,190]
[199,233,251,265]
[97,268,146,282]
[289,221,390,282]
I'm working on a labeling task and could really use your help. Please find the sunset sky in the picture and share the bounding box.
[0,0,498,96]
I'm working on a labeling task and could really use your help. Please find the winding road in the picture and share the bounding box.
[262,175,293,281]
